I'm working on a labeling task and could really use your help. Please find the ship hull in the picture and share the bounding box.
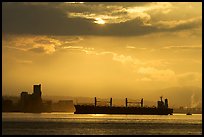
[74,105,173,115]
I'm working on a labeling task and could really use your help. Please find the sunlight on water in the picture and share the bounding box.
[2,112,202,135]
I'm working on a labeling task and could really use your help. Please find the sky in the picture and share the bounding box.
[2,2,202,101]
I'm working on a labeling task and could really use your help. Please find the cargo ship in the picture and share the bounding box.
[74,96,173,115]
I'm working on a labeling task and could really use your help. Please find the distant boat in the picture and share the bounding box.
[186,112,192,115]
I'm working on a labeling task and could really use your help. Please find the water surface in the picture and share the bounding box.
[2,112,202,135]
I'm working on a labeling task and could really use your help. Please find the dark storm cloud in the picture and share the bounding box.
[2,3,201,36]
[60,2,140,18]
[28,47,46,53]
[166,18,202,32]
[83,2,150,7]
[2,3,95,35]
[99,18,158,36]
[34,39,54,45]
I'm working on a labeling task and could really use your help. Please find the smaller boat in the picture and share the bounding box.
[186,112,192,115]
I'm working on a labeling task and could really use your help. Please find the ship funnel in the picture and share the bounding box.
[110,98,112,107]
[141,98,144,107]
[165,98,168,108]
[94,97,97,107]
[125,98,128,107]
[160,96,163,102]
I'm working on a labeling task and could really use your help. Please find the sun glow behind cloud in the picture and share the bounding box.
[94,18,105,24]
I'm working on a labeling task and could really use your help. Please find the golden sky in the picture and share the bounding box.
[2,2,202,101]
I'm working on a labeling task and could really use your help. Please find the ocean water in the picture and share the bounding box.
[2,112,202,135]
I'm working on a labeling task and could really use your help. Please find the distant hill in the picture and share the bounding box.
[3,86,201,109]
[148,86,202,108]
[2,95,19,103]
[41,86,202,108]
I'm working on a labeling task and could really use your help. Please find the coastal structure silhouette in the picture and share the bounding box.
[2,84,74,113]
[20,84,43,112]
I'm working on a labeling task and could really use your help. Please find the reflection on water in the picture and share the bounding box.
[2,113,202,135]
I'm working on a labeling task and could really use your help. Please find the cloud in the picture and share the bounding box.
[177,72,201,85]
[156,17,202,30]
[67,2,171,25]
[112,53,144,66]
[28,45,55,54]
[126,46,136,49]
[63,36,83,43]
[2,35,83,54]
[82,50,144,65]
[112,54,134,64]
[3,35,60,54]
[145,59,170,67]
[137,67,176,81]
[62,46,83,49]
[2,2,154,36]
[28,47,47,53]
[3,2,201,36]
[16,59,33,64]
[140,77,152,81]
[162,45,202,50]
[67,6,150,24]
[77,48,172,69]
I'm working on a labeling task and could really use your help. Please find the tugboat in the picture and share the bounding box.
[186,112,192,115]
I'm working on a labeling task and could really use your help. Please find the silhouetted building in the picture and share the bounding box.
[33,84,42,98]
[42,100,52,112]
[2,98,14,112]
[3,84,77,113]
[32,84,42,109]
[20,84,43,112]
[20,92,29,106]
